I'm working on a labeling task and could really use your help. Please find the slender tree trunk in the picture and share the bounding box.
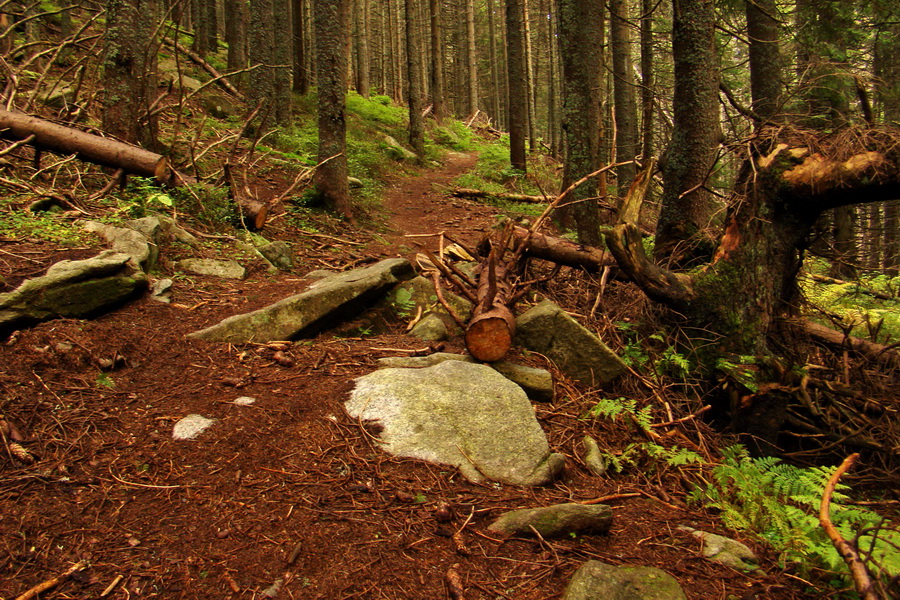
[249,0,275,127]
[556,0,603,245]
[192,0,208,56]
[505,0,527,172]
[206,0,218,51]
[103,0,159,150]
[429,0,445,120]
[225,0,248,83]
[745,0,782,121]
[465,0,478,116]
[292,0,308,92]
[486,0,501,126]
[523,0,536,151]
[353,0,371,96]
[273,0,293,125]
[546,0,557,156]
[314,0,352,219]
[639,0,653,160]
[830,205,857,279]
[610,0,638,192]
[874,0,900,274]
[654,0,720,265]
[405,0,425,155]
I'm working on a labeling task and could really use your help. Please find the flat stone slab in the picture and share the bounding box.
[515,300,627,386]
[188,258,415,343]
[173,414,216,440]
[175,258,247,280]
[83,220,157,271]
[488,503,612,537]
[0,251,148,336]
[678,526,761,571]
[563,561,687,600]
[346,361,564,485]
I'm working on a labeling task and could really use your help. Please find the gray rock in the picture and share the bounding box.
[149,278,173,303]
[188,258,415,343]
[172,414,216,440]
[488,503,612,537]
[376,353,553,402]
[563,561,687,600]
[175,258,247,280]
[376,352,474,369]
[348,176,364,189]
[582,435,608,476]
[381,276,473,324]
[491,362,554,402]
[158,60,203,92]
[156,215,200,246]
[346,361,565,485]
[0,251,148,336]
[304,269,336,280]
[233,396,256,405]
[82,221,157,271]
[408,313,449,341]
[383,135,417,161]
[37,85,76,109]
[515,300,627,386]
[124,216,162,243]
[678,526,761,571]
[257,241,294,271]
[201,94,239,119]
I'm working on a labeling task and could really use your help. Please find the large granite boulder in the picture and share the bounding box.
[515,300,627,386]
[82,221,157,271]
[563,561,687,600]
[0,251,148,336]
[188,258,415,343]
[346,361,565,485]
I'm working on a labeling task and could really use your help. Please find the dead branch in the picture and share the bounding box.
[14,560,89,600]
[224,162,267,230]
[807,273,896,302]
[819,454,881,600]
[160,38,247,102]
[450,187,547,203]
[802,319,900,370]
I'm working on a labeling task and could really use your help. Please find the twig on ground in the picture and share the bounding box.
[14,560,89,600]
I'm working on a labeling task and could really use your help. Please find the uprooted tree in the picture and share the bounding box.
[604,127,900,450]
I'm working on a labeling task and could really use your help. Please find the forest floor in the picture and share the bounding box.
[0,152,824,600]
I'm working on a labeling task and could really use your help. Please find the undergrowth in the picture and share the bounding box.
[690,446,900,590]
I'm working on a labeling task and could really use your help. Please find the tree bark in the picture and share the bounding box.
[745,0,782,122]
[486,0,501,126]
[654,0,720,265]
[428,0,445,120]
[465,0,478,117]
[314,0,353,219]
[505,0,527,172]
[225,0,248,87]
[610,0,638,190]
[292,0,308,93]
[273,0,294,125]
[639,0,653,160]
[405,0,425,156]
[556,0,604,245]
[0,108,171,182]
[249,0,276,127]
[224,162,269,230]
[465,258,516,362]
[511,225,614,272]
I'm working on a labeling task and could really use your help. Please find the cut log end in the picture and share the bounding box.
[465,316,513,362]
[153,156,170,183]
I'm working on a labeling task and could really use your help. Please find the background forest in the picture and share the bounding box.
[1,0,900,599]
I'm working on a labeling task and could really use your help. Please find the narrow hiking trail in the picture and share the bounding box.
[0,155,814,600]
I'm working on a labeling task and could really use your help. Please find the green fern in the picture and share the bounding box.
[588,397,653,432]
[691,446,900,587]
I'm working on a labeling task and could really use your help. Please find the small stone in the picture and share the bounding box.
[174,258,247,280]
[488,503,613,538]
[54,342,73,353]
[172,414,216,440]
[582,435,608,476]
[98,357,114,370]
[233,396,256,406]
[678,526,762,572]
[408,313,449,342]
[272,351,294,367]
[434,502,454,522]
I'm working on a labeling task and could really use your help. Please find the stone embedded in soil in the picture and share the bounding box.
[188,258,415,343]
[174,258,247,280]
[515,300,628,386]
[678,526,761,572]
[347,361,565,486]
[82,220,158,271]
[582,435,609,476]
[257,241,294,271]
[0,250,148,336]
[487,503,613,537]
[172,414,217,440]
[562,560,687,600]
[233,396,256,405]
[408,313,449,341]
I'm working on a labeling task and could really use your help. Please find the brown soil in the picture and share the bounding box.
[0,153,816,600]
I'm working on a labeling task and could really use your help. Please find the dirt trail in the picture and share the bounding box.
[0,156,810,600]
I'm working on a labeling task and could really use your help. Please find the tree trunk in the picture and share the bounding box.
[314,0,352,219]
[511,225,614,271]
[610,0,638,191]
[465,258,516,362]
[465,0,478,116]
[102,0,159,150]
[639,0,653,161]
[249,0,276,126]
[486,0,501,126]
[745,0,782,122]
[830,205,857,279]
[522,0,536,151]
[429,0,445,120]
[225,0,248,86]
[0,108,171,182]
[273,0,293,125]
[192,0,209,56]
[654,0,720,265]
[405,0,425,156]
[292,0,308,93]
[556,0,604,246]
[206,0,218,52]
[505,0,527,172]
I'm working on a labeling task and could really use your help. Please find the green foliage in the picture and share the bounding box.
[690,446,900,586]
[588,396,653,432]
[173,183,236,229]
[601,442,704,475]
[388,287,416,318]
[117,176,175,218]
[430,120,477,151]
[345,92,406,126]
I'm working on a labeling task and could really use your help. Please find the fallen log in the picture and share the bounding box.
[224,162,267,230]
[802,319,900,369]
[465,255,516,362]
[451,187,547,203]
[511,225,615,272]
[807,273,897,302]
[0,108,172,183]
